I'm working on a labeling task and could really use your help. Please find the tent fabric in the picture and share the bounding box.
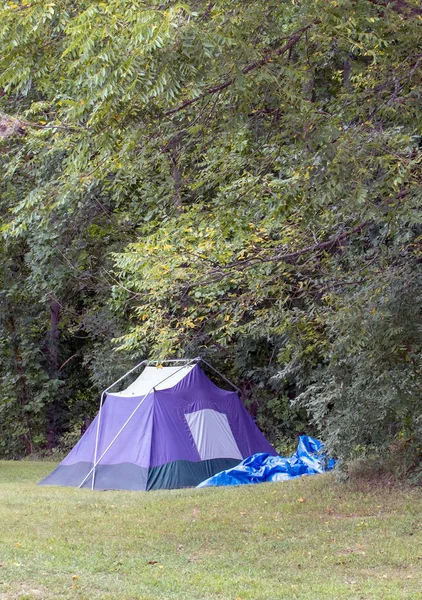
[112,364,195,396]
[39,363,277,490]
[185,409,243,461]
[197,436,335,488]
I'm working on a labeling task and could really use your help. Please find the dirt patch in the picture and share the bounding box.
[0,584,47,600]
[336,545,367,556]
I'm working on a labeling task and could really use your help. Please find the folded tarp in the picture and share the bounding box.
[197,435,335,488]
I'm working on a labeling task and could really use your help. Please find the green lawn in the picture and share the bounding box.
[0,462,421,600]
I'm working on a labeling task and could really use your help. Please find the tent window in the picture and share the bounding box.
[185,409,242,461]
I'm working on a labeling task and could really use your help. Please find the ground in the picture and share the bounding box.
[0,461,421,599]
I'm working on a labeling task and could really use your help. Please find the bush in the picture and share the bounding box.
[296,261,422,476]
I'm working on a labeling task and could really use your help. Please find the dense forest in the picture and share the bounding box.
[0,0,421,475]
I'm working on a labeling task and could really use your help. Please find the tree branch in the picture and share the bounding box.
[165,23,316,117]
[365,0,422,16]
[187,222,367,289]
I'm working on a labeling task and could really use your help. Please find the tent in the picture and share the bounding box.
[39,358,277,491]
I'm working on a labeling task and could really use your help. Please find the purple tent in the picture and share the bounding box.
[39,359,277,490]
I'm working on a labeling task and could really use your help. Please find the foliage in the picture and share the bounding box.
[0,0,421,463]
[297,259,422,468]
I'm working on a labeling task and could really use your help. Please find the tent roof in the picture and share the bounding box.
[112,364,195,397]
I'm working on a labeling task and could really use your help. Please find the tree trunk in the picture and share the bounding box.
[46,299,60,450]
[6,306,33,454]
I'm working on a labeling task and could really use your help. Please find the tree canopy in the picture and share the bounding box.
[0,0,421,471]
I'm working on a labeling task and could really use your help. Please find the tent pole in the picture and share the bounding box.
[148,358,200,364]
[199,358,241,395]
[90,359,148,490]
[78,357,198,490]
[91,391,105,490]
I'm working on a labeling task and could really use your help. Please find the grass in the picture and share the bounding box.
[0,462,421,599]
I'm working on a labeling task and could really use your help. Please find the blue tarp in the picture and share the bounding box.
[197,435,335,488]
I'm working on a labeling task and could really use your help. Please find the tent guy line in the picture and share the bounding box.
[85,358,200,490]
[91,359,148,490]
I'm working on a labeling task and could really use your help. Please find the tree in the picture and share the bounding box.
[0,0,421,460]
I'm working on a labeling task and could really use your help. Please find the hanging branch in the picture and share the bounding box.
[185,222,368,289]
[165,23,317,116]
[365,0,422,16]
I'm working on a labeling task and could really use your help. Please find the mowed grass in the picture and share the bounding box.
[0,462,421,600]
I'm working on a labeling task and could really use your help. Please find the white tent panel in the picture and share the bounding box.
[185,409,243,461]
[113,365,195,397]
